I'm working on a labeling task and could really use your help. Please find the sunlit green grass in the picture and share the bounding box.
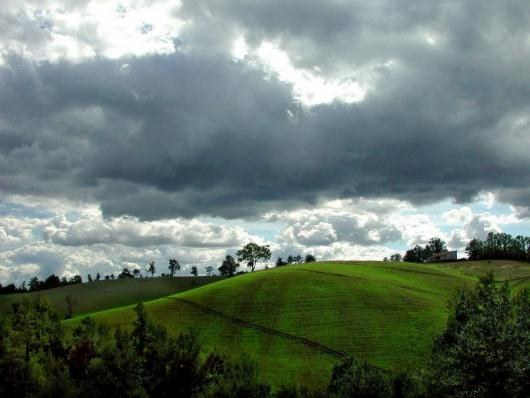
[62,260,530,388]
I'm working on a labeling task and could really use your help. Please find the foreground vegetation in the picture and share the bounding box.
[1,272,528,397]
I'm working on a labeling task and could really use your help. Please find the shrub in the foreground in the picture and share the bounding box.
[328,357,393,398]
[426,273,530,397]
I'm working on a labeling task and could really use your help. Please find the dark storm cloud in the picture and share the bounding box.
[1,0,530,219]
[179,0,530,73]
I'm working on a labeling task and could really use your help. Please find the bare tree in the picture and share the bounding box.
[147,261,156,277]
[65,295,76,319]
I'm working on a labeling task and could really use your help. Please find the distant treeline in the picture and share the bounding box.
[1,273,528,397]
[0,274,84,295]
[1,243,317,295]
[276,253,316,266]
[401,232,530,264]
[466,232,530,261]
[403,238,447,263]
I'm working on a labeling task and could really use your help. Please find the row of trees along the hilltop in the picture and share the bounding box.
[217,245,317,276]
[1,272,528,397]
[466,232,530,261]
[399,232,530,264]
[218,243,273,276]
[1,243,317,294]
[403,238,447,263]
[276,253,316,266]
[0,273,84,295]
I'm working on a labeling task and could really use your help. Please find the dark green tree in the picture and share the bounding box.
[305,254,317,263]
[218,255,240,276]
[118,268,133,279]
[389,253,402,262]
[147,261,156,277]
[28,276,41,291]
[426,237,447,255]
[191,266,198,277]
[237,243,271,272]
[328,357,392,397]
[427,273,530,397]
[276,257,288,266]
[168,258,180,277]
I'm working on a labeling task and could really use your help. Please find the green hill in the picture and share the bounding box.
[0,276,221,318]
[63,260,530,389]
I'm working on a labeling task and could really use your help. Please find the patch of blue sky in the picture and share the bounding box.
[0,201,54,219]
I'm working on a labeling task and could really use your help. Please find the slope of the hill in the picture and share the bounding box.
[63,260,530,388]
[0,276,221,317]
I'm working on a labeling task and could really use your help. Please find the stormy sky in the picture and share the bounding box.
[1,0,530,283]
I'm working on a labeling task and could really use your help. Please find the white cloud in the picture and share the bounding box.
[0,216,45,247]
[271,198,404,248]
[254,41,367,105]
[43,209,259,248]
[0,0,184,63]
[442,206,473,225]
[445,209,504,251]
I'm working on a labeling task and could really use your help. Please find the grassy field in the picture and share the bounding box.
[0,276,221,318]
[61,260,530,389]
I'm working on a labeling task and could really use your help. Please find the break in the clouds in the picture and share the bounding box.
[1,0,530,282]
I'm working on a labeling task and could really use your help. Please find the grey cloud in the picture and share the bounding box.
[1,51,530,219]
[1,1,530,219]
[497,189,530,219]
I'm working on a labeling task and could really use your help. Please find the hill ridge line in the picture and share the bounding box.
[170,297,346,359]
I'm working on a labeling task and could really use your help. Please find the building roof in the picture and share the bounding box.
[429,250,456,259]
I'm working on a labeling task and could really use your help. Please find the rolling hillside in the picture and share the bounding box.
[0,276,221,318]
[63,260,530,388]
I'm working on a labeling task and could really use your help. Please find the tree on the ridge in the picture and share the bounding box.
[147,261,156,277]
[96,272,101,281]
[168,258,180,277]
[305,254,316,263]
[218,255,239,276]
[237,243,271,272]
[205,266,213,276]
[119,268,134,279]
[191,266,198,277]
[132,268,141,278]
[426,237,447,255]
[276,257,287,267]
[389,253,402,262]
